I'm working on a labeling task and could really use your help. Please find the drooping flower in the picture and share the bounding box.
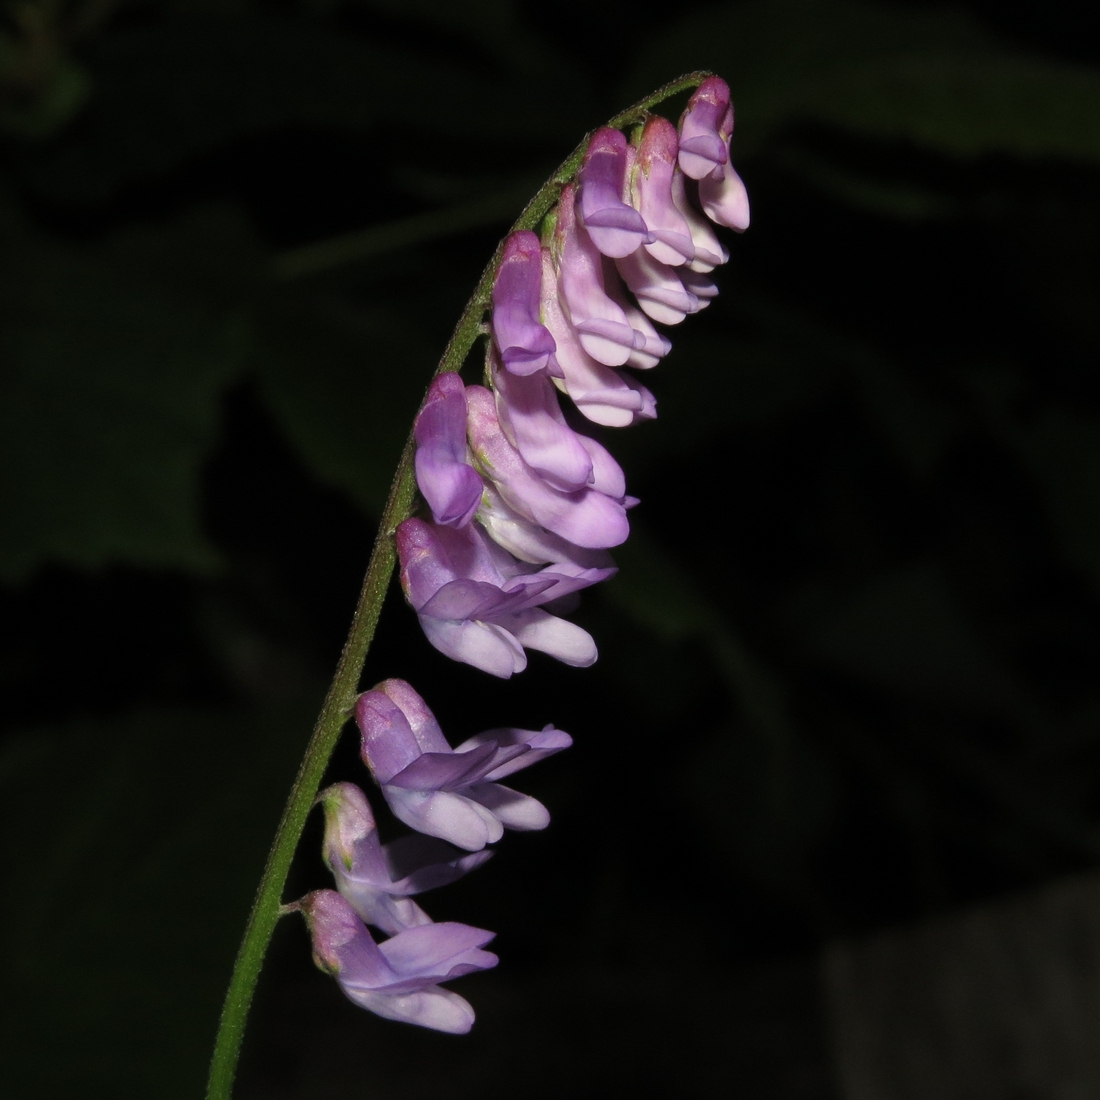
[297,889,497,1033]
[630,116,696,268]
[414,373,483,528]
[576,127,654,259]
[466,384,631,550]
[397,515,612,677]
[319,781,492,935]
[491,231,560,377]
[356,678,573,850]
[616,245,701,326]
[554,183,644,366]
[677,75,731,180]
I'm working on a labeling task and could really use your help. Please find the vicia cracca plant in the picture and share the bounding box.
[207,72,747,1098]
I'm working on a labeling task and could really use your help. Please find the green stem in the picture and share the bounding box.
[204,70,711,1100]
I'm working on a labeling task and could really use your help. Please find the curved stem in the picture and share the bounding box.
[204,69,711,1100]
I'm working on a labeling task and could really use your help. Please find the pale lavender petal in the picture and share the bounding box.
[678,76,731,180]
[418,615,527,678]
[343,987,476,1034]
[699,153,750,231]
[577,127,653,258]
[632,117,696,267]
[467,782,551,831]
[383,786,505,851]
[413,374,483,528]
[617,247,700,326]
[680,267,720,302]
[476,482,615,568]
[603,272,674,369]
[554,184,639,366]
[506,607,598,667]
[384,837,493,895]
[467,386,629,549]
[417,577,523,623]
[671,171,729,273]
[387,742,499,792]
[356,690,424,784]
[491,230,557,376]
[492,354,594,491]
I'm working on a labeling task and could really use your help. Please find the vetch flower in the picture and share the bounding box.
[491,231,560,377]
[397,515,613,676]
[554,183,645,366]
[630,117,696,267]
[616,245,701,326]
[577,127,654,259]
[414,373,483,528]
[319,781,492,935]
[297,889,497,1033]
[356,678,573,850]
[677,75,731,180]
[466,383,632,550]
[671,169,729,273]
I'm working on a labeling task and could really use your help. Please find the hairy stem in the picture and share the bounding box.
[204,70,711,1100]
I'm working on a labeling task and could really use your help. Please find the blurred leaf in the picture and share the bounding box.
[0,202,251,582]
[1012,409,1100,598]
[18,13,593,204]
[627,0,1100,161]
[0,704,313,1100]
[788,561,1031,715]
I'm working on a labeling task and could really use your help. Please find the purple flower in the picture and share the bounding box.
[536,246,656,426]
[677,76,731,181]
[397,515,613,676]
[698,145,751,232]
[491,231,560,377]
[414,373,484,528]
[577,127,654,259]
[671,169,729,273]
[491,349,594,492]
[466,383,631,550]
[319,781,492,935]
[630,117,696,267]
[298,889,497,1033]
[554,183,645,366]
[616,246,701,326]
[356,678,573,850]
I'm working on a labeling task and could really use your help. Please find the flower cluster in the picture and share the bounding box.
[404,77,746,676]
[296,679,571,1032]
[296,76,745,1036]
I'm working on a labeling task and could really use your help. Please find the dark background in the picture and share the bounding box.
[3,0,1100,1096]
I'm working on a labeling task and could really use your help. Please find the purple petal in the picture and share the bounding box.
[334,875,434,936]
[616,247,701,326]
[413,373,483,528]
[387,742,499,792]
[492,355,594,491]
[396,517,459,610]
[631,117,697,267]
[384,836,493,895]
[506,607,598,667]
[356,689,425,784]
[300,890,394,987]
[342,987,476,1034]
[671,171,729,273]
[419,615,527,678]
[417,577,517,623]
[467,385,630,549]
[467,782,551,831]
[377,920,496,979]
[577,435,626,499]
[492,231,557,375]
[475,483,616,568]
[375,677,451,754]
[699,154,750,231]
[554,184,638,367]
[383,786,505,851]
[578,127,654,258]
[318,781,380,875]
[455,724,573,781]
[678,76,731,180]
